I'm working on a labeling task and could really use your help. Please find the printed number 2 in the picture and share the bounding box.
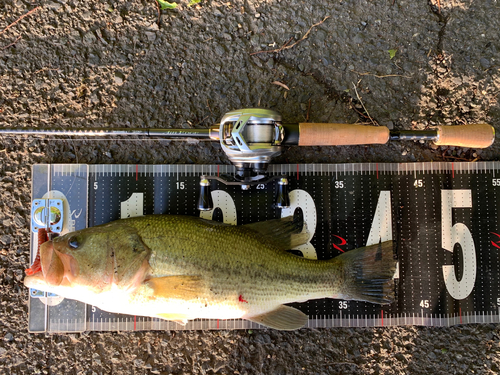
[441,190,476,300]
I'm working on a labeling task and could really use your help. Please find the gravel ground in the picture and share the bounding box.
[1,0,500,374]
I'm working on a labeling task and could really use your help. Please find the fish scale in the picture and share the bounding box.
[114,215,347,315]
[26,162,500,332]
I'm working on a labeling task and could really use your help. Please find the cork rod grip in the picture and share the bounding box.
[298,123,390,146]
[434,124,495,148]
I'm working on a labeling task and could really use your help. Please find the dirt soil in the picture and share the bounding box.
[1,0,500,374]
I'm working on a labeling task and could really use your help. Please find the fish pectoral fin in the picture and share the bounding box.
[247,305,308,330]
[156,313,189,325]
[145,275,204,300]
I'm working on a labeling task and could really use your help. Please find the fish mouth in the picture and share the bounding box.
[25,241,79,287]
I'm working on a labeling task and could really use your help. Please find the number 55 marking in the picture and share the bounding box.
[441,190,476,300]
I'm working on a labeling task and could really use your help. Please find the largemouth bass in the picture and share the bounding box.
[24,215,396,330]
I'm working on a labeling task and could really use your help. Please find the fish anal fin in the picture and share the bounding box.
[247,305,308,330]
[156,313,189,325]
[146,275,205,300]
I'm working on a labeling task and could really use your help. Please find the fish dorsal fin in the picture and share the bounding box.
[244,217,309,251]
[247,305,308,330]
[146,275,205,300]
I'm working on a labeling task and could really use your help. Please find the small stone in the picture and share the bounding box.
[81,11,92,21]
[83,32,97,45]
[402,149,408,156]
[0,235,12,245]
[114,72,125,85]
[255,13,261,18]
[480,58,491,69]
[4,332,13,342]
[46,2,61,11]
[145,32,156,42]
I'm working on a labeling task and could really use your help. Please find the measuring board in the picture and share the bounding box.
[28,162,500,333]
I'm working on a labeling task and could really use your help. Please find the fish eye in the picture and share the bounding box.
[68,236,80,249]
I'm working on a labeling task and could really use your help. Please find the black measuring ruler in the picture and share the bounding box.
[29,162,500,332]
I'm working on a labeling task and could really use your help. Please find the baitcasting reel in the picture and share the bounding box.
[197,108,293,211]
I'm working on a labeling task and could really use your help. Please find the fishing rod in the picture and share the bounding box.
[0,108,495,209]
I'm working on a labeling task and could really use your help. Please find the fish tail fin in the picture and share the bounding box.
[335,240,397,305]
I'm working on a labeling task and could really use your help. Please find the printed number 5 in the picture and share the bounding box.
[441,190,476,300]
